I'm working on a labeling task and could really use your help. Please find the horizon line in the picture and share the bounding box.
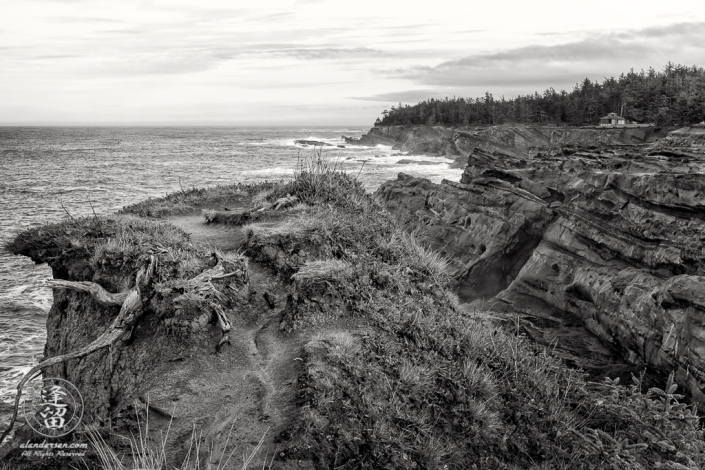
[0,123,372,128]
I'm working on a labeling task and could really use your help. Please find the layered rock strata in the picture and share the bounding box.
[377,125,705,403]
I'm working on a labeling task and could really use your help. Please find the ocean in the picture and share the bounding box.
[0,126,462,423]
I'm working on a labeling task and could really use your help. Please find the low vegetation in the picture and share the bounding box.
[119,181,282,218]
[4,152,704,469]
[85,414,270,470]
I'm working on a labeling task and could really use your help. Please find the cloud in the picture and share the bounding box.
[244,47,392,60]
[349,89,454,103]
[47,16,123,23]
[389,22,705,92]
[616,21,705,39]
[31,54,83,59]
[254,12,297,22]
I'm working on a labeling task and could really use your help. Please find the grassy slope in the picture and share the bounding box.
[247,157,705,470]
[6,155,705,469]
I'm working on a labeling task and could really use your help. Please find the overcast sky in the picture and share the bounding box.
[2,0,704,126]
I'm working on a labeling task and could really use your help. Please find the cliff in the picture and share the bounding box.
[344,125,672,168]
[377,124,705,407]
[2,158,704,469]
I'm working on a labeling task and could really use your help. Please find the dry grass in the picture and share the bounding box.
[85,416,269,470]
[291,259,352,283]
[243,211,326,238]
[399,230,451,283]
[267,171,705,468]
[87,215,193,275]
[282,149,366,207]
[202,208,217,223]
[251,188,276,207]
[84,410,171,470]
[119,182,280,218]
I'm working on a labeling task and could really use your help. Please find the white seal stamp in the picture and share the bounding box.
[22,377,84,438]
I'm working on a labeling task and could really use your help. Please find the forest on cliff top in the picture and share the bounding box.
[376,63,705,127]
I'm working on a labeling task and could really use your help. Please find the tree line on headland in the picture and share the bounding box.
[375,63,705,127]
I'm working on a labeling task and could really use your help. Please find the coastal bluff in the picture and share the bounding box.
[2,150,705,469]
[376,124,705,407]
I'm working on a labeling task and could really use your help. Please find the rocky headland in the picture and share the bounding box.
[376,124,705,406]
[2,139,705,469]
[344,124,671,169]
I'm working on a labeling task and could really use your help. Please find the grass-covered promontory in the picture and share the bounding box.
[5,154,705,470]
[240,157,705,469]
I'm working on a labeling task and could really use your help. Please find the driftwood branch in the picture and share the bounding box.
[46,280,129,307]
[0,256,157,446]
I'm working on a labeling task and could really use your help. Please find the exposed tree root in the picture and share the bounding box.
[255,194,298,212]
[45,280,129,307]
[165,253,236,348]
[0,256,157,446]
[214,304,232,352]
[0,250,244,446]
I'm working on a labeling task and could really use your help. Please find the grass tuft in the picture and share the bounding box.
[291,259,352,283]
[243,211,326,238]
[85,416,268,470]
[279,149,367,207]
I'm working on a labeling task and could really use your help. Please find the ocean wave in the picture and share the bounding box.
[54,186,110,194]
[0,297,48,316]
[240,167,295,176]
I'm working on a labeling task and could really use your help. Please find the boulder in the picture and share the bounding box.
[294,139,332,146]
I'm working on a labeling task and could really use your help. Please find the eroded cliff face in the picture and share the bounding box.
[345,124,671,168]
[377,125,705,403]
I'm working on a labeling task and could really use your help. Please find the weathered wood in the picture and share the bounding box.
[0,256,156,446]
[213,304,231,333]
[210,270,242,281]
[0,251,241,445]
[47,280,128,306]
[254,195,298,212]
[190,252,225,283]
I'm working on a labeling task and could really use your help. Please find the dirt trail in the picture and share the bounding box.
[139,211,304,469]
[167,214,248,251]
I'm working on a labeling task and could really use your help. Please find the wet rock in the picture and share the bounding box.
[294,140,332,147]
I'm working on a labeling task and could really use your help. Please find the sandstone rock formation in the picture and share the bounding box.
[377,125,705,404]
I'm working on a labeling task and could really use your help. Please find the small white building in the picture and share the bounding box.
[600,113,625,126]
